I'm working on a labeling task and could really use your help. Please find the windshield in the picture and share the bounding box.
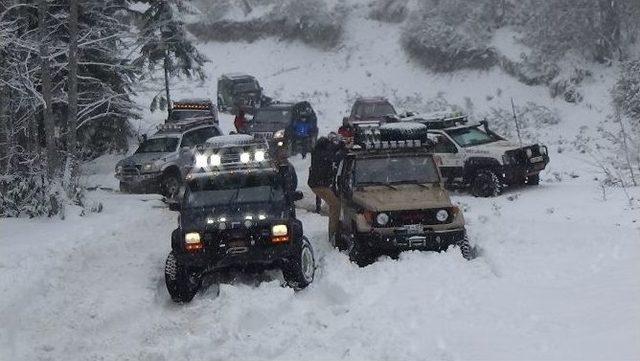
[233,81,260,94]
[135,137,179,153]
[169,110,212,122]
[253,109,291,125]
[360,102,396,118]
[446,127,501,147]
[354,155,440,185]
[185,173,284,208]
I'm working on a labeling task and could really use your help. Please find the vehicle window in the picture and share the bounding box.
[354,155,440,185]
[361,102,396,118]
[180,131,200,148]
[185,173,284,208]
[446,127,500,147]
[254,109,291,125]
[429,134,458,153]
[197,127,220,142]
[135,137,179,153]
[233,81,260,94]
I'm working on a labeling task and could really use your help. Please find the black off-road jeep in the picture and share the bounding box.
[164,138,314,303]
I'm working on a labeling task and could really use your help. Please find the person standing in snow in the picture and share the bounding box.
[234,108,248,133]
[308,133,345,244]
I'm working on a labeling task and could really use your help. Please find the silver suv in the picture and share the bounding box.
[115,121,222,197]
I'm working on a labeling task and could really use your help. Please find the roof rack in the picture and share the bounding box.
[400,111,468,129]
[352,122,431,150]
[157,118,213,133]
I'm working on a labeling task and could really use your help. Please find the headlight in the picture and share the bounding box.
[272,224,288,236]
[254,150,265,162]
[240,152,251,163]
[436,209,449,222]
[258,214,267,220]
[376,212,390,226]
[142,162,156,172]
[195,154,208,168]
[185,232,201,244]
[540,145,547,155]
[274,129,285,139]
[526,148,533,158]
[115,165,123,174]
[210,154,221,166]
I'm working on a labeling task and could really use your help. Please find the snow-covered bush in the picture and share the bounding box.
[480,102,560,141]
[612,60,640,129]
[188,0,344,49]
[0,174,63,218]
[401,1,497,72]
[368,0,409,23]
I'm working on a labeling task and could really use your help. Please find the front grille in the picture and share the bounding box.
[384,208,454,227]
[122,165,141,176]
[252,132,274,139]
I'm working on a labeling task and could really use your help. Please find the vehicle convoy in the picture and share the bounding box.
[164,135,314,303]
[115,120,221,197]
[401,111,550,197]
[168,98,219,124]
[217,73,271,115]
[246,101,318,158]
[331,123,473,266]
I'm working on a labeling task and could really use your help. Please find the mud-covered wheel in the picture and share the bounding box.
[283,237,315,290]
[165,252,202,303]
[471,169,503,197]
[119,181,130,193]
[456,236,475,260]
[348,236,375,267]
[526,173,540,185]
[161,172,181,198]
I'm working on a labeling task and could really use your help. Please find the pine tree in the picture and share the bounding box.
[133,0,208,115]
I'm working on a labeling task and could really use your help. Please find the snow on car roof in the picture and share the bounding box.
[380,122,427,130]
[205,134,255,147]
[222,73,255,80]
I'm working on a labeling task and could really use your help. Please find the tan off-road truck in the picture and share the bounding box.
[332,136,473,266]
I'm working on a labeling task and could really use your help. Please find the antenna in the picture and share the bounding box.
[511,98,523,148]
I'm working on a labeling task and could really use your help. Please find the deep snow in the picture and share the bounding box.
[2,9,640,361]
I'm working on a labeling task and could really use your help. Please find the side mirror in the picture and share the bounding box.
[292,191,304,201]
[168,202,181,212]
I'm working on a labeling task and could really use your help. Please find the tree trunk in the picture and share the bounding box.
[0,86,9,175]
[164,50,171,117]
[39,0,57,177]
[67,0,78,161]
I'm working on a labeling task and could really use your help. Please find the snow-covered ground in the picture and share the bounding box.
[2,10,640,361]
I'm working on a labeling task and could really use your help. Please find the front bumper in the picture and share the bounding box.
[357,227,466,252]
[502,157,549,183]
[174,241,297,271]
[115,171,162,183]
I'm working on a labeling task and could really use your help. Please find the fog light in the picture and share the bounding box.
[210,154,221,166]
[195,154,208,168]
[254,150,265,162]
[240,152,251,163]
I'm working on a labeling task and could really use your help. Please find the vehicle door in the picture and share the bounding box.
[428,131,464,182]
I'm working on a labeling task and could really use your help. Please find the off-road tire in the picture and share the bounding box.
[119,181,130,193]
[526,173,540,185]
[165,252,202,303]
[348,236,375,267]
[457,236,474,260]
[471,169,503,197]
[283,237,315,290]
[161,172,181,198]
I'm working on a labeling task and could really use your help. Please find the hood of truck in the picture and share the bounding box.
[464,140,531,154]
[352,185,452,212]
[118,152,169,166]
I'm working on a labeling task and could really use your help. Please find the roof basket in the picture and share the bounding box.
[402,111,468,129]
[353,122,431,150]
[157,118,213,132]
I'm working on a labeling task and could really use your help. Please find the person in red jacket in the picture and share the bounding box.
[234,109,247,133]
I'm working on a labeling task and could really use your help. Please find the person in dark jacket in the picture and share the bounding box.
[308,133,345,245]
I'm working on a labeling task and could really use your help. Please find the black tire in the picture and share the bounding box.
[165,252,202,303]
[348,235,375,267]
[119,181,130,193]
[526,173,540,185]
[161,172,181,198]
[456,236,474,260]
[283,237,315,290]
[471,169,503,197]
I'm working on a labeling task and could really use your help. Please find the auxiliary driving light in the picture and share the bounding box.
[240,152,251,163]
[195,154,208,168]
[210,154,222,166]
[254,150,265,162]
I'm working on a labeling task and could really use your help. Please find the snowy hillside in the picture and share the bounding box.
[2,5,640,361]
